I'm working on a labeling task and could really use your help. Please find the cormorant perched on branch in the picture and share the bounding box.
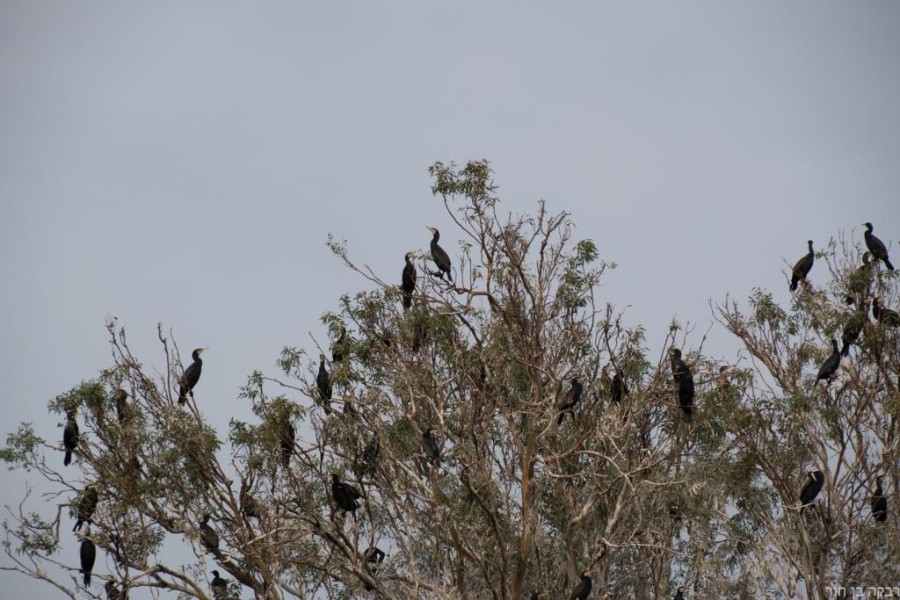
[104,581,123,600]
[114,389,128,424]
[63,408,79,466]
[316,354,333,414]
[332,326,348,363]
[80,528,96,587]
[280,419,295,469]
[331,474,362,515]
[799,470,824,512]
[199,513,223,559]
[873,297,900,327]
[422,429,441,466]
[364,546,386,590]
[846,252,874,305]
[178,348,206,404]
[426,226,453,282]
[401,251,416,310]
[678,366,694,423]
[211,570,227,599]
[556,376,584,425]
[356,435,379,478]
[669,349,689,384]
[864,222,895,271]
[611,369,629,405]
[841,311,866,357]
[240,479,261,520]
[790,240,814,292]
[73,484,98,532]
[872,477,887,523]
[568,570,592,600]
[816,339,841,384]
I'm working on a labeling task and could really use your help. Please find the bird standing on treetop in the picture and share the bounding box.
[816,339,841,384]
[63,408,79,466]
[401,251,417,310]
[678,365,695,423]
[864,222,895,271]
[73,484,99,532]
[79,527,96,587]
[178,348,205,404]
[611,369,629,405]
[199,513,223,559]
[669,349,689,384]
[790,240,815,292]
[316,354,333,414]
[873,297,900,327]
[556,376,584,425]
[846,252,874,305]
[799,470,824,512]
[426,226,453,282]
[422,428,441,466]
[568,570,592,600]
[331,473,363,516]
[211,570,228,599]
[872,476,887,523]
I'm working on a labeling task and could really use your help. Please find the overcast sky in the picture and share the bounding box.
[1,2,898,597]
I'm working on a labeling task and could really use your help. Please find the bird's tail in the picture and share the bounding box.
[83,570,91,587]
[64,450,72,466]
[73,520,82,532]
[886,258,895,271]
[790,277,798,292]
[841,343,850,357]
[402,294,412,309]
[178,388,187,404]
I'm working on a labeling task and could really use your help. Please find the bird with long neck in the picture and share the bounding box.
[864,222,894,271]
[401,251,416,309]
[790,240,814,292]
[426,226,453,282]
[178,348,206,404]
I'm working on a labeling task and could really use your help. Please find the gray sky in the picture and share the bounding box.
[1,2,898,597]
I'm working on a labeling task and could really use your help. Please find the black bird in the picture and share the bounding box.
[240,480,261,520]
[199,513,223,559]
[73,484,99,532]
[873,297,900,327]
[846,252,874,305]
[357,435,379,478]
[364,545,386,590]
[178,348,205,404]
[611,369,629,405]
[316,354,333,414]
[401,251,417,310]
[678,366,694,423]
[331,473,363,515]
[422,428,441,466]
[799,470,824,512]
[556,376,584,425]
[790,240,815,292]
[674,587,685,600]
[816,339,841,384]
[105,581,123,600]
[841,311,867,357]
[872,476,887,523]
[80,529,96,587]
[114,389,128,424]
[63,409,79,466]
[426,226,453,282]
[211,570,228,599]
[568,570,592,600]
[332,326,348,363]
[669,349,689,384]
[864,222,895,271]
[280,419,295,469]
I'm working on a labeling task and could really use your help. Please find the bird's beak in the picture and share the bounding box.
[426,226,435,233]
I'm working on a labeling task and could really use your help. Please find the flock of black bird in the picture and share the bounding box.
[58,223,894,599]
